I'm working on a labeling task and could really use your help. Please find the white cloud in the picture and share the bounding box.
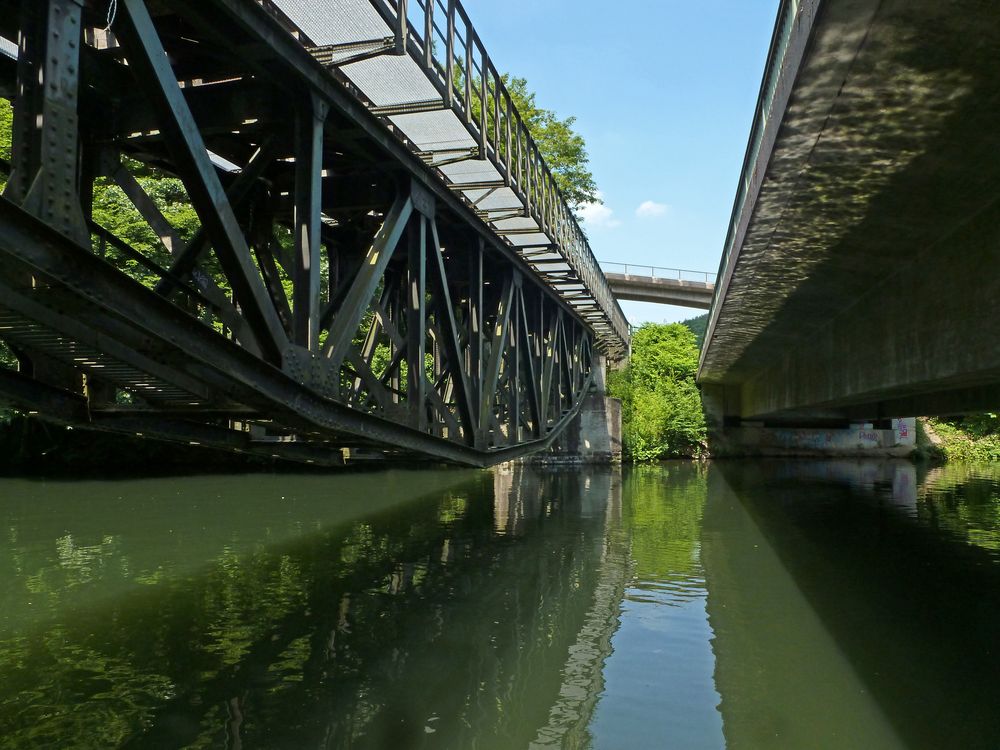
[635,200,669,219]
[578,196,620,229]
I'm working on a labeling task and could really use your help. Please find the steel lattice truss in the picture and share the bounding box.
[0,0,620,465]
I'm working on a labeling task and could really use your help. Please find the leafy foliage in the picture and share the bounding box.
[607,323,706,460]
[946,412,1000,439]
[926,416,1000,463]
[503,75,599,209]
[0,96,202,294]
[0,340,15,371]
[0,98,11,192]
[90,165,202,288]
[0,103,18,418]
[680,313,708,349]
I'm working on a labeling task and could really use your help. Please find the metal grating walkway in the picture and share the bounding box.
[267,0,629,358]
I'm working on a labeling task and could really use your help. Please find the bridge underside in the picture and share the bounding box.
[701,0,1000,422]
[604,273,713,310]
[0,0,624,466]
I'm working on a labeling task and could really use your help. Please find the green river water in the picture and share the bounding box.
[0,460,998,748]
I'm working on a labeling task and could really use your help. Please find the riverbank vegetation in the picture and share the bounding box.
[607,322,707,461]
[920,415,1000,463]
[680,313,708,349]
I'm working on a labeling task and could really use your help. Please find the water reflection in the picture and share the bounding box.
[919,463,1000,555]
[1,461,999,748]
[589,464,724,750]
[0,468,623,749]
[709,460,1000,749]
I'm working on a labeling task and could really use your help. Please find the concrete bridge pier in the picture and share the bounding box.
[702,385,916,457]
[535,357,623,464]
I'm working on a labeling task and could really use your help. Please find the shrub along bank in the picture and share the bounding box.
[607,322,707,461]
[921,415,1000,463]
[605,312,1000,465]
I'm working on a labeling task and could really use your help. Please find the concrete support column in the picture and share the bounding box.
[593,354,608,395]
[701,383,740,431]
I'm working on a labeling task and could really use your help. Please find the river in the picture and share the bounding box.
[0,460,998,748]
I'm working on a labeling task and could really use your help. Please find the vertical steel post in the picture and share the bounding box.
[293,93,328,350]
[395,0,409,54]
[445,0,455,107]
[463,24,473,125]
[423,0,433,69]
[468,238,483,443]
[5,0,89,246]
[503,93,512,188]
[479,52,489,155]
[523,140,531,217]
[515,119,523,192]
[407,215,426,428]
[492,68,500,159]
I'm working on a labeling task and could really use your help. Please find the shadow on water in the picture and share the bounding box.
[705,460,1000,750]
[0,466,623,749]
[4,460,1000,749]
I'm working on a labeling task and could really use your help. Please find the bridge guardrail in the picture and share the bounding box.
[275,0,631,356]
[600,262,716,285]
[388,0,630,354]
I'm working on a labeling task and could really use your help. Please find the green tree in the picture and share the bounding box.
[503,75,599,209]
[681,313,708,349]
[628,323,700,387]
[464,69,599,210]
[607,323,706,460]
[90,165,202,288]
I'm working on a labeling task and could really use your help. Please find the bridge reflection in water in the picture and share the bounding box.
[0,462,999,747]
[0,468,626,748]
[706,461,1000,750]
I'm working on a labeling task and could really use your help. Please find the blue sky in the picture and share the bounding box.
[467,1,778,324]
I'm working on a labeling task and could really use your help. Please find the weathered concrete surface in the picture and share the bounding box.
[713,418,916,458]
[700,0,1000,420]
[536,394,622,464]
[604,272,713,310]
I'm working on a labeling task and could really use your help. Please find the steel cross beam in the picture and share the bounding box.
[0,0,603,466]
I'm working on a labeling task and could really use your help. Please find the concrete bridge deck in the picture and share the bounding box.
[700,0,1000,422]
[601,263,715,310]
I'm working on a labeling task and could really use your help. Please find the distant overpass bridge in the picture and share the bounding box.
[601,263,715,310]
[700,0,1000,423]
[0,0,630,466]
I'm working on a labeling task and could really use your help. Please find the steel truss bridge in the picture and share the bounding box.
[0,0,629,466]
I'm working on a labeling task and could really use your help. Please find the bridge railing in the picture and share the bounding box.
[348,0,631,355]
[600,262,716,285]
